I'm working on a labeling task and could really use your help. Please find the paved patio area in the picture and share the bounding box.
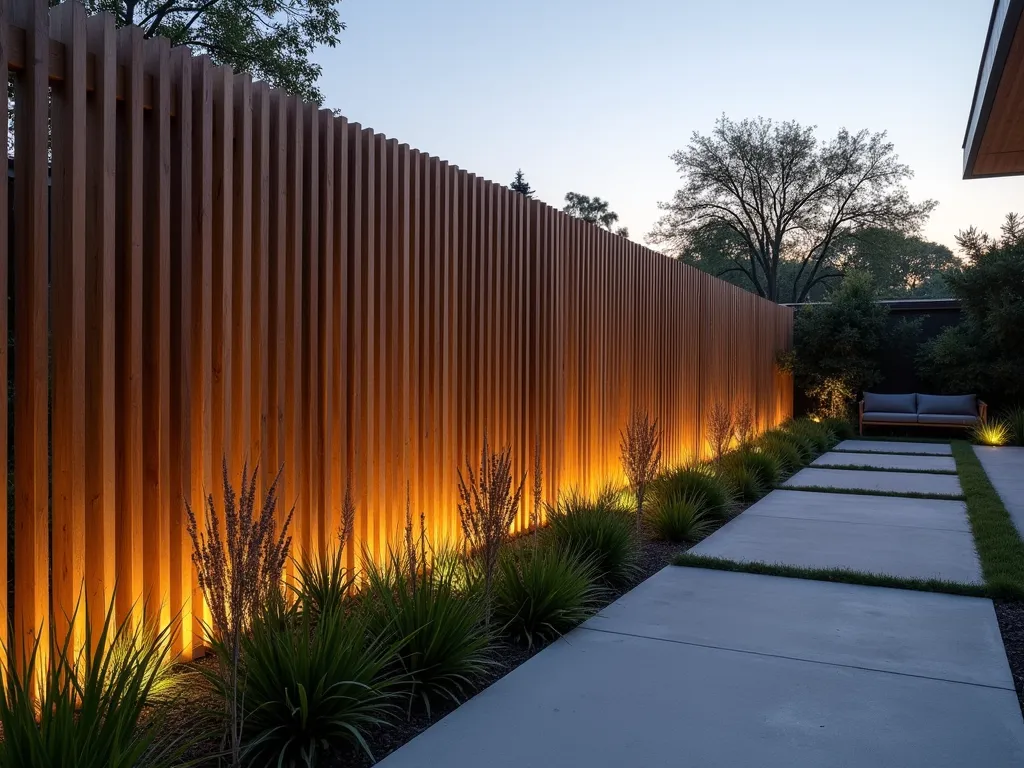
[783,467,963,496]
[974,446,1024,538]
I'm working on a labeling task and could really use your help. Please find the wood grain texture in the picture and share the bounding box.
[3,3,792,667]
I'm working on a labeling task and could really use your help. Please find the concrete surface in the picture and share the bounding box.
[690,511,982,583]
[836,439,952,455]
[379,570,1024,768]
[745,490,970,531]
[784,467,963,496]
[584,568,1012,688]
[813,451,956,472]
[974,445,1024,538]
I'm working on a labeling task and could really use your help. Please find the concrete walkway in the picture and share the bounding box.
[783,467,963,496]
[835,439,952,455]
[814,450,956,472]
[379,440,1024,767]
[974,445,1024,537]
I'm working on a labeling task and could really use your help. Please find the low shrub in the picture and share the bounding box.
[237,600,397,765]
[821,416,856,441]
[648,491,713,543]
[719,460,766,503]
[0,596,185,768]
[762,429,814,463]
[293,546,354,621]
[546,488,639,586]
[784,419,836,453]
[653,465,736,521]
[730,449,781,487]
[363,545,493,717]
[494,546,600,649]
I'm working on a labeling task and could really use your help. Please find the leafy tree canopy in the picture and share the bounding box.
[510,169,535,198]
[563,192,629,237]
[650,115,936,303]
[918,213,1024,405]
[83,0,345,103]
[779,272,890,417]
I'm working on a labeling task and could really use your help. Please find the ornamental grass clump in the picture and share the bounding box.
[755,433,805,473]
[0,594,185,768]
[185,459,292,764]
[362,536,493,717]
[719,459,767,503]
[494,546,600,649]
[457,434,527,621]
[822,416,856,441]
[294,481,358,620]
[730,448,781,487]
[619,409,663,532]
[235,596,398,766]
[653,464,736,521]
[547,487,638,586]
[648,490,713,543]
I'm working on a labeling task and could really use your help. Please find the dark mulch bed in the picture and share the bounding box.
[995,600,1024,716]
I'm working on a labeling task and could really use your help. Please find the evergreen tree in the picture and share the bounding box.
[510,169,535,198]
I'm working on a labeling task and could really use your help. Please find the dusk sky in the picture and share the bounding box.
[313,0,1024,252]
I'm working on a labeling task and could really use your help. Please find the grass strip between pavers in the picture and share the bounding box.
[672,553,987,597]
[777,484,964,501]
[811,463,958,476]
[831,448,954,457]
[951,440,1024,600]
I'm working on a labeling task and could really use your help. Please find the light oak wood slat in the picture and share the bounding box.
[11,0,49,666]
[141,34,172,630]
[0,0,9,657]
[49,0,87,654]
[300,102,320,558]
[114,23,145,627]
[168,43,194,658]
[333,117,351,567]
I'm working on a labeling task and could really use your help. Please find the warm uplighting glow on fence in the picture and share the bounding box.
[0,0,794,667]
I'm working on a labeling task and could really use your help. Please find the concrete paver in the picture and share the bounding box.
[974,446,1024,538]
[836,439,952,455]
[746,489,970,531]
[814,450,956,472]
[689,512,982,583]
[379,570,1024,768]
[784,467,963,496]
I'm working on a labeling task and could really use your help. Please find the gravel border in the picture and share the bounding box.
[994,600,1024,717]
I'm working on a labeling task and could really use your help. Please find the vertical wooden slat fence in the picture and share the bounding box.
[3,0,793,663]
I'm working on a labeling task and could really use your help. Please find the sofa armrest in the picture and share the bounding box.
[979,400,988,422]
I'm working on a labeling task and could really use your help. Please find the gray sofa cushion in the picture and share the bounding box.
[862,412,918,424]
[863,392,917,414]
[916,394,977,416]
[917,413,979,425]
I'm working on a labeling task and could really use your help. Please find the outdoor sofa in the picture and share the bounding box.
[858,392,987,436]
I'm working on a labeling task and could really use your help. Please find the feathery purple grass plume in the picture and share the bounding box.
[531,434,543,541]
[620,409,663,532]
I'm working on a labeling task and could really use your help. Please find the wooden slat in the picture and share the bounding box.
[317,109,334,548]
[11,0,49,665]
[252,83,271,498]
[114,23,145,626]
[210,65,233,485]
[283,96,303,566]
[142,34,172,631]
[49,0,87,653]
[168,43,194,657]
[301,101,319,557]
[230,73,252,485]
[0,0,9,658]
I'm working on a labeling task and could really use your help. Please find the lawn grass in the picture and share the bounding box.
[777,484,964,501]
[831,447,953,457]
[951,440,1024,600]
[672,553,987,598]
[809,463,958,476]
[850,434,958,444]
